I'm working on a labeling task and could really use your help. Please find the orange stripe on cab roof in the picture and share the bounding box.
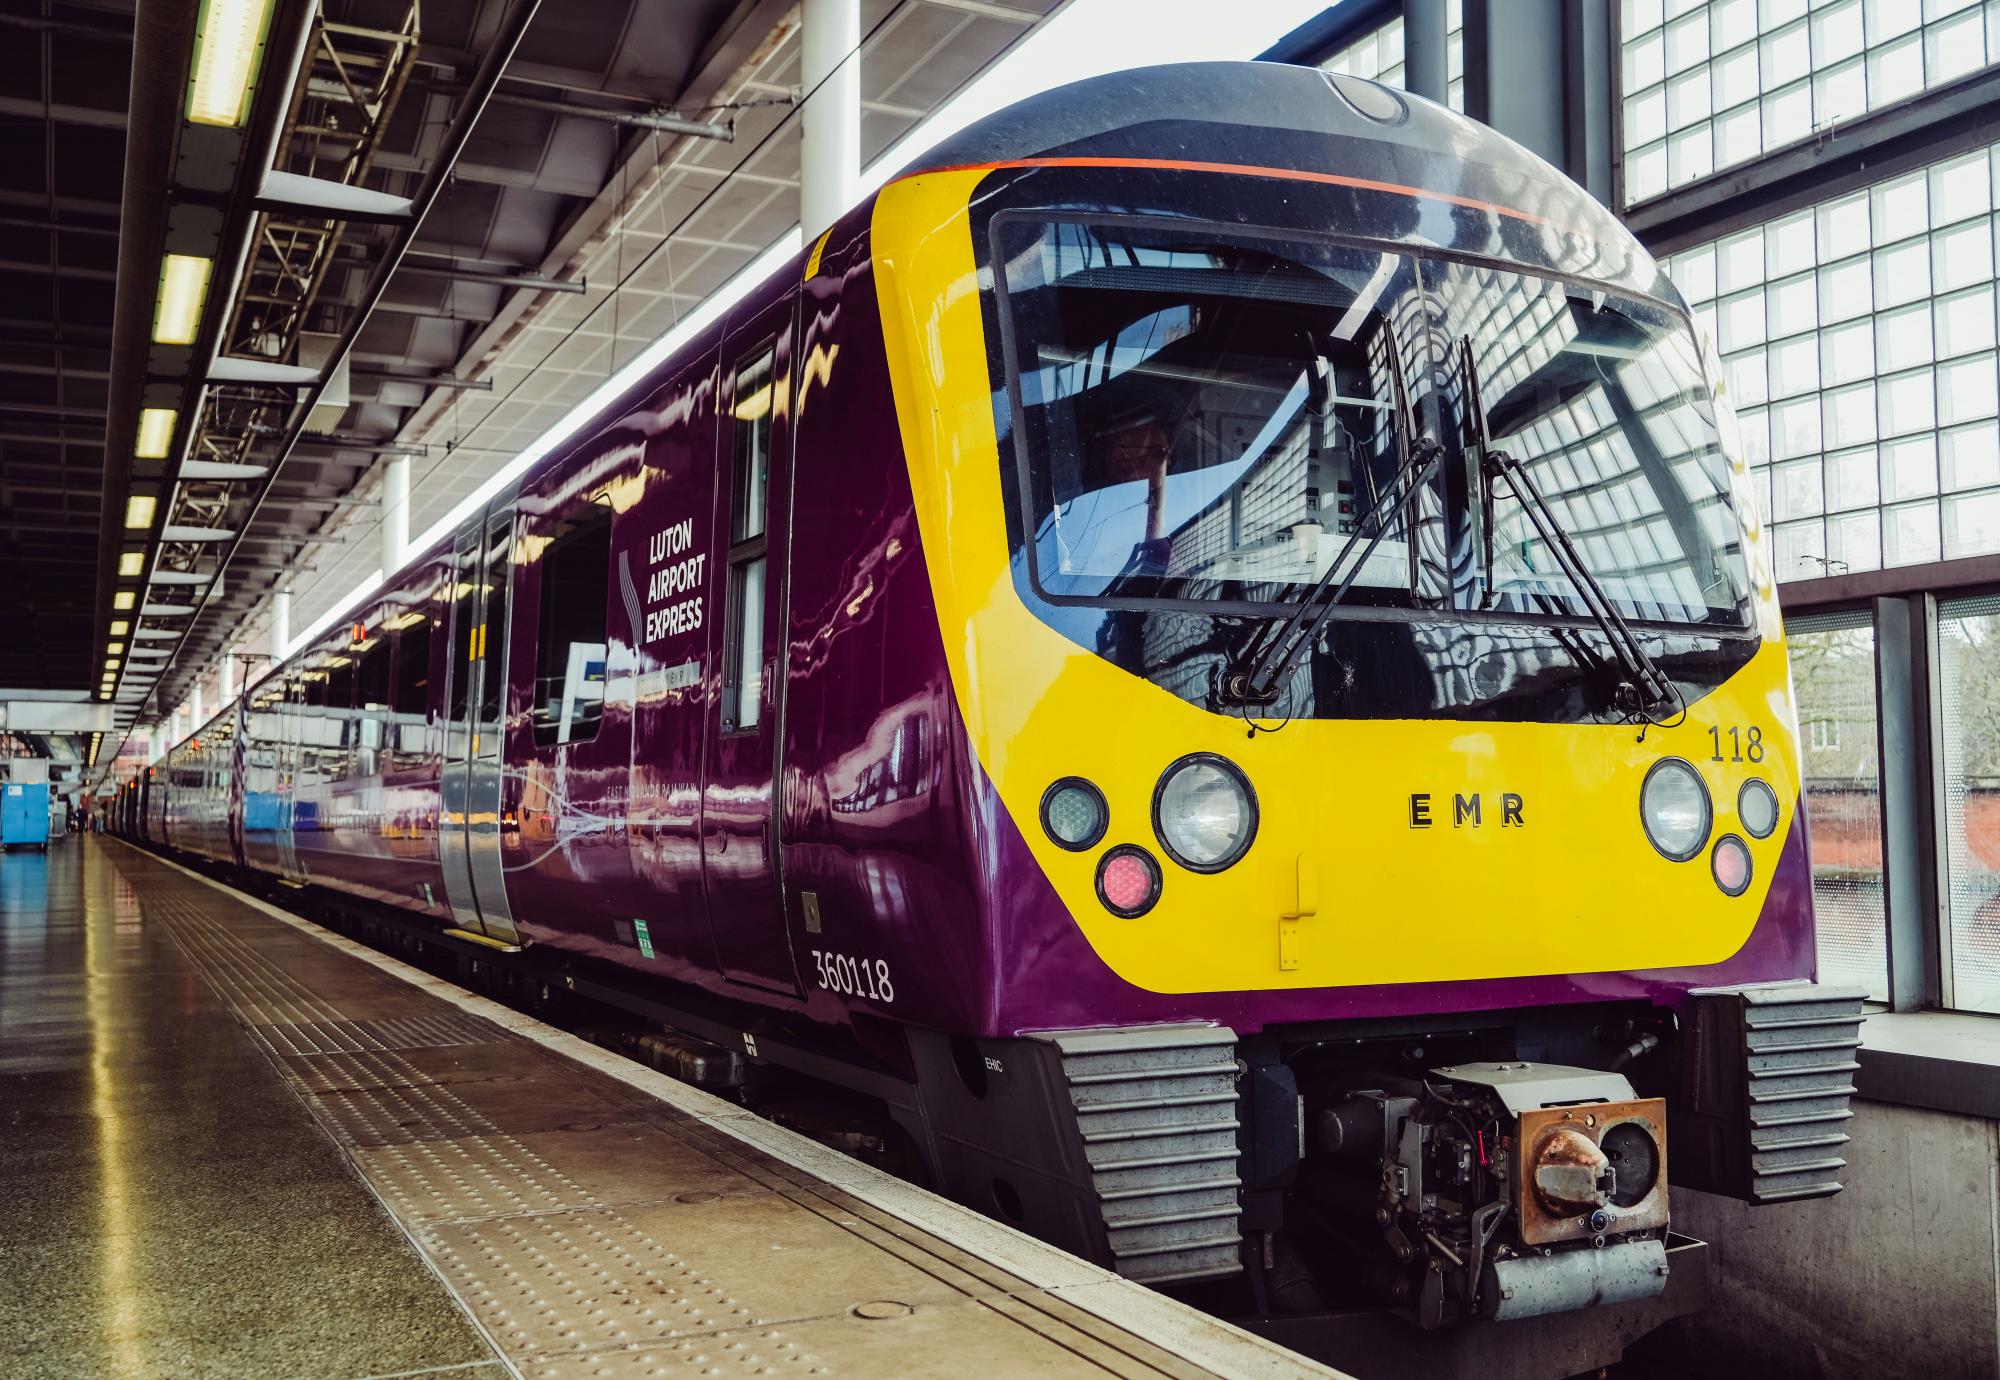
[900,155,1577,234]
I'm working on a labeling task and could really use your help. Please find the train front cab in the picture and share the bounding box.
[864,68,1865,1353]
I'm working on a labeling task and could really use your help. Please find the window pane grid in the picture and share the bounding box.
[1319,3,1467,113]
[1620,0,2000,208]
[1789,610,1889,1003]
[1670,143,2000,580]
[1938,596,2000,1011]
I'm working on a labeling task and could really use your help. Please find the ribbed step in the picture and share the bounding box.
[1078,1090,1239,1114]
[1749,1081,1857,1102]
[1098,1174,1242,1202]
[1711,984,1865,1202]
[1067,1059,1238,1085]
[1080,1118,1237,1144]
[1038,1023,1243,1284]
[1750,1128,1851,1153]
[1750,1105,1856,1131]
[1112,1228,1245,1259]
[1748,1057,1860,1077]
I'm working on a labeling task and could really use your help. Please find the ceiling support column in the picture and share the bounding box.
[800,0,860,240]
[1403,0,1450,107]
[270,589,291,662]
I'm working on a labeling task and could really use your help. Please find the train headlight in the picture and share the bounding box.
[1738,778,1779,839]
[1640,757,1710,862]
[1153,754,1257,872]
[1041,777,1108,851]
[1097,845,1163,917]
[1712,834,1753,896]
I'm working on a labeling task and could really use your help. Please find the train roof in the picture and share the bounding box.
[899,61,1661,300]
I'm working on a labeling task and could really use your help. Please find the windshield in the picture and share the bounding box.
[994,218,1752,631]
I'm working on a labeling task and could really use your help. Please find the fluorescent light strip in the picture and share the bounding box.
[135,408,176,459]
[113,590,136,610]
[125,495,157,529]
[187,0,276,127]
[153,254,215,346]
[274,2,1323,662]
[118,551,144,576]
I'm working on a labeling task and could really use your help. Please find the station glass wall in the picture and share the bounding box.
[1318,2,1466,111]
[1938,594,2000,1010]
[1620,0,2000,207]
[1666,141,2000,583]
[1787,609,1889,1001]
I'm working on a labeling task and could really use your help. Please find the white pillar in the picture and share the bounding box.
[191,681,204,726]
[800,0,860,240]
[219,648,236,704]
[270,589,291,661]
[381,455,409,576]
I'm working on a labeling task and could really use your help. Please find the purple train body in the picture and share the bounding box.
[131,64,1861,1365]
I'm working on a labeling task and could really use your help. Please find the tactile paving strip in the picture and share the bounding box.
[421,1205,784,1359]
[247,1011,509,1057]
[109,850,1315,1380]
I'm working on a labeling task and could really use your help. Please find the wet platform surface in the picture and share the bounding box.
[0,839,1331,1380]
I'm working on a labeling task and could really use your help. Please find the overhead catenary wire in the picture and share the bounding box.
[189,0,918,706]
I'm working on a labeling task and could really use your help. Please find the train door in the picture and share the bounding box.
[701,297,802,992]
[501,460,639,940]
[277,673,305,882]
[624,351,721,963]
[439,501,523,946]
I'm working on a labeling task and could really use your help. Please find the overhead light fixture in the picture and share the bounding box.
[118,551,144,577]
[135,409,175,459]
[125,494,157,529]
[110,620,129,636]
[107,642,125,655]
[186,0,276,128]
[104,658,120,671]
[113,590,136,610]
[152,254,214,346]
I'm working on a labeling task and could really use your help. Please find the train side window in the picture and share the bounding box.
[449,551,478,724]
[723,343,773,733]
[392,607,432,720]
[356,628,390,709]
[478,515,513,726]
[355,625,390,773]
[324,650,355,712]
[531,500,612,747]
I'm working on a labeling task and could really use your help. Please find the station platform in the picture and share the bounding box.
[0,837,1334,1380]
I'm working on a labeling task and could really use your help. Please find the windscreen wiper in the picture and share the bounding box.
[1218,331,1444,708]
[1458,335,1677,719]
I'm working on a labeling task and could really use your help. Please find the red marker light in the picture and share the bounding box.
[1712,834,1753,897]
[1096,846,1162,918]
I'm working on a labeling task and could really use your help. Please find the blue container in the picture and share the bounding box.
[2,782,51,848]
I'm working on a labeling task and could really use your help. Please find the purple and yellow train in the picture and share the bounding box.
[123,63,1860,1362]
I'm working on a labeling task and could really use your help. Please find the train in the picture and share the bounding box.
[117,62,1862,1374]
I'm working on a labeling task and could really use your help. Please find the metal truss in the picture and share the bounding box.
[157,3,423,593]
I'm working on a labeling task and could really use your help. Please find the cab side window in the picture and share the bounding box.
[531,501,613,747]
[723,343,774,733]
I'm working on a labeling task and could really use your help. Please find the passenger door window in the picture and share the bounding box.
[354,621,391,775]
[531,501,614,747]
[390,600,432,767]
[723,343,774,733]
